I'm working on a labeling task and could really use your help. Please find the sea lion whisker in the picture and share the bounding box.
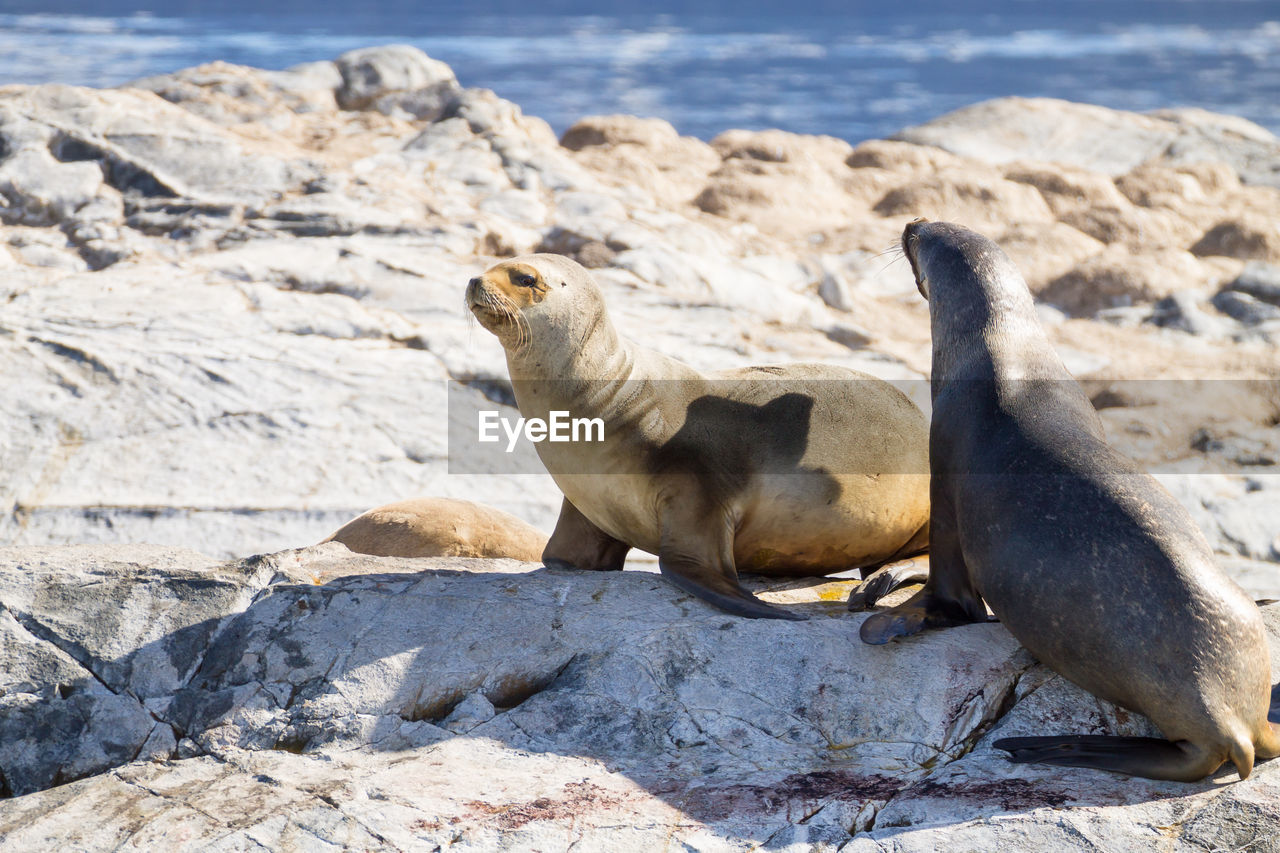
[872,252,908,278]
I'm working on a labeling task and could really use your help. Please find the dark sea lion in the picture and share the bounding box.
[466,253,930,620]
[325,497,546,560]
[860,219,1280,782]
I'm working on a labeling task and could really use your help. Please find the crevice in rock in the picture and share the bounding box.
[27,336,118,381]
[127,722,180,764]
[111,769,228,828]
[3,603,122,699]
[401,655,578,725]
[848,655,1041,839]
[489,655,578,712]
[46,132,177,199]
[455,375,517,408]
[303,786,403,851]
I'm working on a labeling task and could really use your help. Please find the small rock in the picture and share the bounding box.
[1229,261,1280,306]
[824,323,873,349]
[560,114,680,152]
[0,148,103,226]
[1149,290,1238,336]
[817,261,854,312]
[1211,289,1280,325]
[1042,246,1214,317]
[334,44,458,113]
[1191,214,1280,261]
[441,693,497,734]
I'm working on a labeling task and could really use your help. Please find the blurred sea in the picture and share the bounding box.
[2,0,1278,142]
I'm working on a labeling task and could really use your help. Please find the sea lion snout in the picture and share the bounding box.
[902,218,931,300]
[468,261,551,315]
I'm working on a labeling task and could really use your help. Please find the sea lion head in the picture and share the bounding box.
[466,254,610,354]
[901,219,1027,308]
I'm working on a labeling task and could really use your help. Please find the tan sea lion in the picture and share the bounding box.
[325,497,546,560]
[861,219,1280,781]
[466,253,930,620]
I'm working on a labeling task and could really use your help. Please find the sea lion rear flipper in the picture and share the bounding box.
[993,735,1227,782]
[848,559,929,611]
[542,498,631,571]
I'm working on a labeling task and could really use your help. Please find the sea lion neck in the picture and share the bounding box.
[504,300,635,384]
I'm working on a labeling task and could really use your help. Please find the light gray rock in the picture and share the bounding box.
[1149,290,1241,337]
[0,545,247,795]
[0,148,104,226]
[334,44,460,120]
[0,546,1277,850]
[1231,261,1280,305]
[449,88,598,192]
[1212,289,1280,325]
[0,84,314,206]
[818,257,856,312]
[248,192,409,237]
[0,259,562,558]
[127,60,341,124]
[896,97,1280,185]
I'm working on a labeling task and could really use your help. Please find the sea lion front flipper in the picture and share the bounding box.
[857,588,985,643]
[847,559,929,611]
[992,735,1227,782]
[542,498,630,571]
[858,490,984,643]
[658,552,807,620]
[657,496,806,621]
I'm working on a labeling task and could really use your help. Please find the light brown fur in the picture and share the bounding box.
[467,254,932,620]
[325,497,546,560]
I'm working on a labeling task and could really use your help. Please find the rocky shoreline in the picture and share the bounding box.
[0,44,1278,850]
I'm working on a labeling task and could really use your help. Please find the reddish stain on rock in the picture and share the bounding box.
[677,770,907,823]
[905,778,1071,810]
[463,780,628,830]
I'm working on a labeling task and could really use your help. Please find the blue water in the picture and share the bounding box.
[2,1,1279,142]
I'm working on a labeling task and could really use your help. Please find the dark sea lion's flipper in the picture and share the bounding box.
[542,498,630,571]
[659,552,807,620]
[1269,683,1280,725]
[858,588,986,643]
[859,492,984,642]
[847,559,929,611]
[993,735,1227,782]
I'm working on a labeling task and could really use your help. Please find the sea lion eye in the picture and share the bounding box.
[512,272,538,288]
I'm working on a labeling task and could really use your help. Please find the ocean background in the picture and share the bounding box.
[1,0,1278,143]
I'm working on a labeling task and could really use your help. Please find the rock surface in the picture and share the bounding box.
[1,545,1278,851]
[0,44,1277,849]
